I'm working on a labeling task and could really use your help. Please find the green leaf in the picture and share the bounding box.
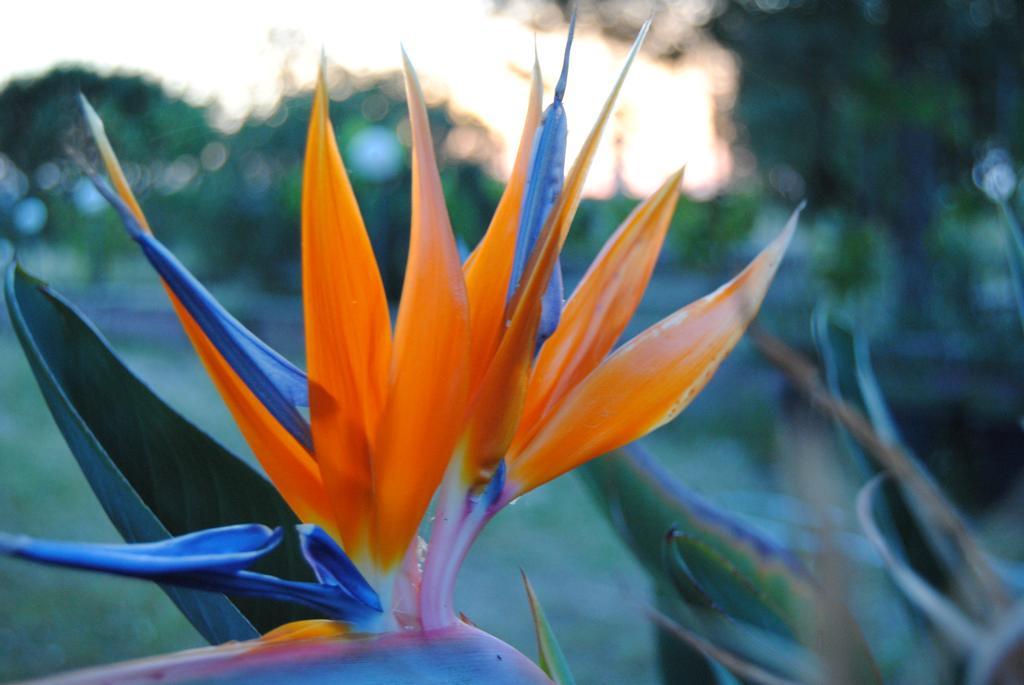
[649,605,812,685]
[581,445,816,636]
[856,476,979,649]
[812,305,878,473]
[652,592,723,685]
[580,444,882,683]
[812,309,967,590]
[665,530,795,638]
[994,198,1024,333]
[965,597,1024,685]
[814,309,1009,617]
[29,624,554,685]
[4,263,315,641]
[651,588,817,685]
[521,570,576,685]
[812,307,900,450]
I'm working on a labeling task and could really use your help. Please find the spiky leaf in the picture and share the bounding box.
[4,263,314,640]
[581,445,815,633]
[580,444,881,683]
[521,570,576,684]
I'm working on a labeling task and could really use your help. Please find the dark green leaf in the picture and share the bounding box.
[812,308,967,593]
[649,605,811,685]
[4,263,316,641]
[580,444,882,683]
[995,199,1024,334]
[581,445,815,636]
[856,476,979,649]
[666,530,794,638]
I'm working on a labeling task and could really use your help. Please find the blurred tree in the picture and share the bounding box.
[0,68,214,171]
[501,0,1024,319]
[0,69,217,281]
[709,0,1023,322]
[0,66,503,295]
[209,68,503,294]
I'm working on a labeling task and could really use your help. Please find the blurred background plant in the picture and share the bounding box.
[0,0,1022,683]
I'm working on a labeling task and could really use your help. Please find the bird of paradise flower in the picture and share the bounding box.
[1,16,800,683]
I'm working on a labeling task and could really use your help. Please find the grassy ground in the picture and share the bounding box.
[0,294,783,683]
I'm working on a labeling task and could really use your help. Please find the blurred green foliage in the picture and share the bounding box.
[4,1,1024,319]
[0,62,815,299]
[0,67,503,296]
[709,0,1023,323]
[517,0,1024,322]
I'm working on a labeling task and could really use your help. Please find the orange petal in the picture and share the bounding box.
[507,206,802,493]
[302,65,393,563]
[82,97,333,530]
[463,57,543,396]
[373,51,472,570]
[176,303,336,532]
[260,620,349,642]
[542,19,649,257]
[458,25,652,486]
[80,96,151,234]
[458,152,565,487]
[515,168,683,446]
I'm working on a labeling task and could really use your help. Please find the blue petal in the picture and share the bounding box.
[0,524,280,576]
[537,264,563,349]
[507,12,576,345]
[478,459,507,511]
[195,570,378,622]
[508,103,567,296]
[0,525,381,623]
[83,170,312,451]
[297,524,382,611]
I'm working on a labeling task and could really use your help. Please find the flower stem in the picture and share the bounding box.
[420,465,505,629]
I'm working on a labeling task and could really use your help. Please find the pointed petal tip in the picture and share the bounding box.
[531,44,543,93]
[73,89,151,234]
[400,46,425,99]
[266,525,285,546]
[317,51,328,89]
[375,34,471,569]
[78,94,110,154]
[1,526,378,623]
[639,16,653,39]
[753,202,803,272]
[669,165,686,188]
[302,40,394,562]
[77,92,96,120]
[541,7,650,244]
[314,59,330,114]
[297,524,382,612]
[776,201,804,251]
[627,18,652,64]
[78,93,101,129]
[508,202,797,494]
[553,7,577,103]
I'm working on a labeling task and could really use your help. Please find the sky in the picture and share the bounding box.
[1,0,732,198]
